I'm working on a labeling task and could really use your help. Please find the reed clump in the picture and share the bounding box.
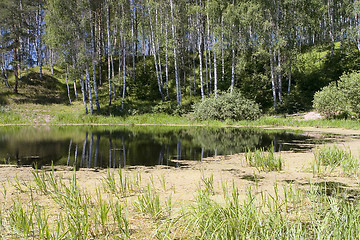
[245,146,283,172]
[313,145,359,176]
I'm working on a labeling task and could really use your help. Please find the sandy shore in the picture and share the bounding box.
[1,126,360,238]
[2,126,360,201]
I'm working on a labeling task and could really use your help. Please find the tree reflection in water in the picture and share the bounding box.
[0,126,324,169]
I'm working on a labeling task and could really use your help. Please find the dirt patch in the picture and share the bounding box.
[303,111,323,120]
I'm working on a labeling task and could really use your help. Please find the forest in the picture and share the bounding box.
[1,0,360,118]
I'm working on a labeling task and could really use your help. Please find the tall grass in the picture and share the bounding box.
[313,145,359,176]
[3,169,360,239]
[1,169,130,239]
[245,146,283,172]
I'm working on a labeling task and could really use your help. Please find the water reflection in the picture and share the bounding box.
[0,126,325,169]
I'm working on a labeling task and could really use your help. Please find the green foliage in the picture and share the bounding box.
[313,83,349,118]
[313,71,360,118]
[192,90,262,121]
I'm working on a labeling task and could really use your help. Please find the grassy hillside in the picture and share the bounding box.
[1,43,360,126]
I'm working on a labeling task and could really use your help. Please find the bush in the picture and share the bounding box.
[192,90,262,121]
[313,71,360,119]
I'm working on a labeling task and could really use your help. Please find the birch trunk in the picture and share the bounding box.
[148,6,165,101]
[277,48,283,104]
[204,34,209,96]
[85,63,93,115]
[37,1,42,80]
[106,0,112,107]
[206,2,212,94]
[165,14,170,100]
[122,38,126,110]
[90,9,100,112]
[130,0,136,82]
[65,65,72,105]
[230,47,235,93]
[270,47,277,112]
[198,24,204,99]
[288,62,292,94]
[80,75,88,114]
[170,0,181,106]
[111,54,116,99]
[1,53,9,88]
[214,47,217,98]
[221,16,225,82]
[50,49,54,75]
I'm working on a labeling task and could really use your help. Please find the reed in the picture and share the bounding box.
[245,146,283,172]
[313,145,359,176]
[3,168,360,239]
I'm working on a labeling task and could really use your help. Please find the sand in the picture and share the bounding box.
[1,126,360,238]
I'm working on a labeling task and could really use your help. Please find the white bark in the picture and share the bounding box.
[65,65,72,105]
[90,9,100,112]
[148,5,165,101]
[230,48,235,93]
[170,0,181,106]
[106,0,112,106]
[80,75,88,114]
[270,47,277,112]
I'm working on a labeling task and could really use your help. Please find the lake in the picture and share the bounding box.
[0,126,330,169]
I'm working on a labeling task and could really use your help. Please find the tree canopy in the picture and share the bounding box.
[1,0,360,115]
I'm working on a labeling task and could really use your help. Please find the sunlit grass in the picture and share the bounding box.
[245,146,283,172]
[2,168,360,239]
[312,145,359,176]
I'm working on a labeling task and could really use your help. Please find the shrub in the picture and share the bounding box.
[313,83,348,118]
[192,90,262,121]
[313,71,360,118]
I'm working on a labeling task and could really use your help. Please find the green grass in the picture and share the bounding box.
[3,168,360,239]
[2,65,360,129]
[245,146,283,172]
[313,145,359,176]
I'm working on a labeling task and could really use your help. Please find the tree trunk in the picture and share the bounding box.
[270,47,277,112]
[106,0,112,107]
[13,47,19,94]
[97,9,103,86]
[230,47,235,93]
[50,49,54,75]
[1,53,10,88]
[221,16,225,82]
[198,24,204,99]
[37,1,42,80]
[214,47,217,98]
[148,6,164,101]
[277,48,283,104]
[204,34,209,96]
[130,0,136,82]
[80,74,88,114]
[170,0,181,106]
[85,63,93,115]
[90,9,100,112]
[288,58,292,94]
[65,65,72,105]
[122,38,126,110]
[111,54,116,100]
[206,3,212,95]
[165,16,170,100]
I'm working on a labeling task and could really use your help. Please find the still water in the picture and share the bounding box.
[0,126,327,169]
